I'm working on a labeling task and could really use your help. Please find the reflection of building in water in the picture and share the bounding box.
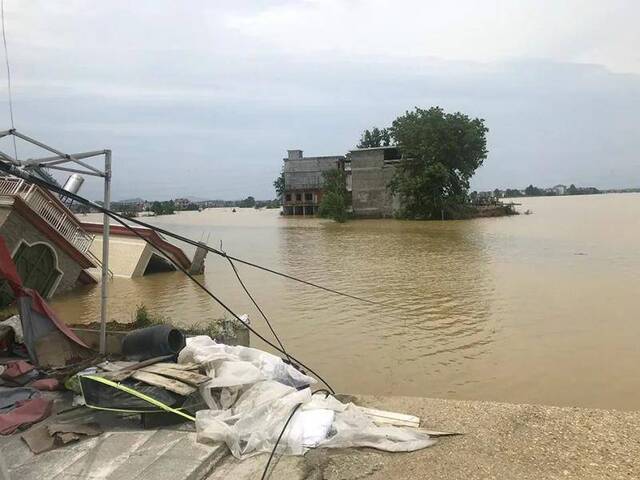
[281,146,402,218]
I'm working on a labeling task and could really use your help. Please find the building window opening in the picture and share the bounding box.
[304,193,313,201]
[285,194,291,202]
[296,193,302,201]
[383,148,401,160]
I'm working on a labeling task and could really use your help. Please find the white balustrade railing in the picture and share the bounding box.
[0,176,94,254]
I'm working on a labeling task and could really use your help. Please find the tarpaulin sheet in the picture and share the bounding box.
[181,336,435,459]
[0,236,88,364]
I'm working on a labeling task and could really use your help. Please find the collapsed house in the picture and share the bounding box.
[79,223,198,278]
[0,172,205,304]
[0,175,98,300]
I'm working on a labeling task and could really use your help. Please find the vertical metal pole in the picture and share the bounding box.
[99,150,112,354]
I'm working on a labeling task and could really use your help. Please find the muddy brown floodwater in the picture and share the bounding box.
[52,193,640,410]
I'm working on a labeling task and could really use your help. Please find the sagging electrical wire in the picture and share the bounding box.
[6,162,387,310]
[223,251,292,364]
[0,161,335,393]
[261,388,338,480]
[1,0,18,160]
[261,402,303,480]
[0,155,403,316]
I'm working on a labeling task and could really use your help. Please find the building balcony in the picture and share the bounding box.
[0,176,94,254]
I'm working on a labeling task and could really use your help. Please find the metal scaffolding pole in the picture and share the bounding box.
[100,150,111,354]
[1,129,112,354]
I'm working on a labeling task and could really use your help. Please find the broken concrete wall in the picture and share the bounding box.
[350,150,399,218]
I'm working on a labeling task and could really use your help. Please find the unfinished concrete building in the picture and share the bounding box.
[282,150,344,216]
[348,146,401,218]
[281,146,401,218]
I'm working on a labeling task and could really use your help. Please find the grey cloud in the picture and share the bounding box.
[0,2,639,200]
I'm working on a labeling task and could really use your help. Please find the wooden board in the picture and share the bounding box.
[153,362,201,371]
[357,406,421,428]
[98,361,138,372]
[140,364,209,386]
[101,355,174,382]
[131,371,196,396]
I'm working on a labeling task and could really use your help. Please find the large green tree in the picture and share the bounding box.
[273,170,285,199]
[318,168,348,223]
[388,107,488,219]
[357,127,391,148]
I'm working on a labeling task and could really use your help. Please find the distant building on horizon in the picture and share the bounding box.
[173,198,191,210]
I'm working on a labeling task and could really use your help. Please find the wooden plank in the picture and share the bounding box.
[357,406,420,428]
[98,361,137,372]
[131,371,196,396]
[101,355,174,382]
[140,364,209,386]
[153,362,201,371]
[416,428,462,437]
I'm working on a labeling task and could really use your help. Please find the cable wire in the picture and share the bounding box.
[224,253,292,364]
[0,154,393,312]
[0,0,17,160]
[0,160,335,394]
[261,402,303,480]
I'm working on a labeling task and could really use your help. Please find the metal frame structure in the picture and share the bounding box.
[0,128,111,353]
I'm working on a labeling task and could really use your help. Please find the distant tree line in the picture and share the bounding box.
[75,196,280,217]
[500,184,602,198]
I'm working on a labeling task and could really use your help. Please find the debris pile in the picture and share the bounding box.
[1,230,442,471]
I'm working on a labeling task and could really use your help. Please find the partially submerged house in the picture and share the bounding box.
[80,223,195,278]
[0,170,202,304]
[282,150,344,216]
[0,176,97,300]
[348,146,401,218]
[281,146,401,218]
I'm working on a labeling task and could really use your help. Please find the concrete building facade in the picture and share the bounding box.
[281,146,401,218]
[282,150,344,216]
[348,146,401,218]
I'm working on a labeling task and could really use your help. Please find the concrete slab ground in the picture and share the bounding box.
[3,394,638,479]
[207,395,640,480]
[1,406,226,480]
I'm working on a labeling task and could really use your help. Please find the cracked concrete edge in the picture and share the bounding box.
[189,443,232,480]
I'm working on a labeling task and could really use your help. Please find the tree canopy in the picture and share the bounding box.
[357,127,391,148]
[524,184,544,196]
[388,107,488,219]
[318,168,348,223]
[238,196,256,208]
[150,200,175,216]
[273,170,285,199]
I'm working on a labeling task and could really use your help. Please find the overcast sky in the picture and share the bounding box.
[0,0,639,200]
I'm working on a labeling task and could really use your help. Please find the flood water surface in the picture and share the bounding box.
[52,194,640,410]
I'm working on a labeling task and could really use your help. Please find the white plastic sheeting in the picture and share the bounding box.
[181,336,435,459]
